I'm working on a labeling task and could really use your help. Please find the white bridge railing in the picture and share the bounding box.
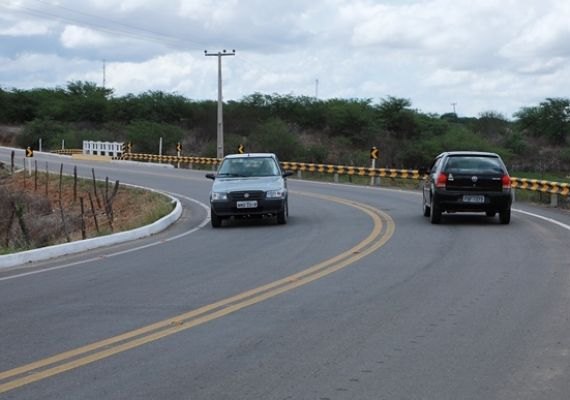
[83,141,124,158]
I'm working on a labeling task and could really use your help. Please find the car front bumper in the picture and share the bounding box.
[211,198,287,217]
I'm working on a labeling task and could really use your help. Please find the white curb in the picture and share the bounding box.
[0,191,182,270]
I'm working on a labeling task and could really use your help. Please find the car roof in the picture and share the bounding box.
[437,151,500,158]
[223,153,277,159]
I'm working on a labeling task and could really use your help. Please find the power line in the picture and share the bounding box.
[2,2,205,51]
[31,0,202,46]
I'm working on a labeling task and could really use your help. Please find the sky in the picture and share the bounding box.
[1,0,569,119]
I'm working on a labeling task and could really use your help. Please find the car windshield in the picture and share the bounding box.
[217,157,280,177]
[444,156,504,174]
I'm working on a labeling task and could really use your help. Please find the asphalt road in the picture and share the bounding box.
[1,148,570,400]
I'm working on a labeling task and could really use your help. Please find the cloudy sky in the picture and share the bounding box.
[1,0,569,118]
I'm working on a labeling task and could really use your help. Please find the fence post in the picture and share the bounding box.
[550,193,558,207]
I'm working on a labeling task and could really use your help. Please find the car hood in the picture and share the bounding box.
[211,176,285,192]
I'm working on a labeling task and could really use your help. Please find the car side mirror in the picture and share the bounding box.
[419,167,429,176]
[282,171,294,178]
[205,173,216,180]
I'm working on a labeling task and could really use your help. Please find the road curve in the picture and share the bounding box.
[1,148,570,400]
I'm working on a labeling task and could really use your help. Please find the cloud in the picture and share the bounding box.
[0,20,54,36]
[1,0,570,118]
[60,25,112,48]
[106,52,199,95]
[0,53,96,89]
[500,2,570,59]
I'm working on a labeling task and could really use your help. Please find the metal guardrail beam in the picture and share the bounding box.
[51,149,84,155]
[280,161,422,180]
[510,177,570,196]
[54,150,570,197]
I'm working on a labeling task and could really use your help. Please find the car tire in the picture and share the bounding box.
[423,200,431,217]
[277,201,288,225]
[486,211,496,217]
[211,209,222,228]
[430,197,441,224]
[499,208,511,224]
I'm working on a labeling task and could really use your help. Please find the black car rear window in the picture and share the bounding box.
[444,156,504,174]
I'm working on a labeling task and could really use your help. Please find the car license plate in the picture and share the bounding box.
[462,195,485,204]
[236,200,258,209]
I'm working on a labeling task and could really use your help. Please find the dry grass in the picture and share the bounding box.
[0,162,174,254]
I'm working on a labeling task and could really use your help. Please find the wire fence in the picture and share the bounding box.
[0,155,121,252]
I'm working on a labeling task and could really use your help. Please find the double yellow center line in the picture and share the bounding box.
[0,192,394,394]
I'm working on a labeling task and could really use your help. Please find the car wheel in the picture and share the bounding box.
[211,209,222,228]
[277,201,288,225]
[430,197,441,224]
[499,208,511,224]
[486,211,496,217]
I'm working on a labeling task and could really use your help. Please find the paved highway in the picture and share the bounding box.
[1,148,570,399]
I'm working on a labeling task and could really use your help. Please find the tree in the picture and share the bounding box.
[17,118,70,149]
[376,96,419,139]
[473,111,509,139]
[126,121,184,154]
[324,98,375,145]
[249,118,301,161]
[514,98,570,144]
[65,81,113,123]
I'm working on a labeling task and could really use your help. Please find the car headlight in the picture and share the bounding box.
[211,192,228,201]
[266,189,286,199]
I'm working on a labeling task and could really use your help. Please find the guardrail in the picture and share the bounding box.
[51,149,84,155]
[120,153,420,180]
[279,161,422,180]
[51,150,570,204]
[122,153,221,166]
[510,177,569,206]
[511,178,570,196]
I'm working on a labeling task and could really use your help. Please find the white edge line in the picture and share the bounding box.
[512,208,570,232]
[0,185,208,271]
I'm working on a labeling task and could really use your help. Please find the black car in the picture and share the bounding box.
[206,153,293,227]
[422,151,512,224]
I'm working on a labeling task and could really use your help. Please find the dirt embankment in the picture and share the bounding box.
[0,125,21,147]
[0,163,173,254]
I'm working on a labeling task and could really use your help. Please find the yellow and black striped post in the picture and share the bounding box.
[370,146,379,185]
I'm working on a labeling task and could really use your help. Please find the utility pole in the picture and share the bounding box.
[205,49,236,159]
[451,102,457,115]
[102,59,106,88]
[315,78,319,99]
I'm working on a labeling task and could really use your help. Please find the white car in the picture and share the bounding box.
[206,153,293,227]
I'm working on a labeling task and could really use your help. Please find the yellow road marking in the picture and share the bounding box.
[0,192,395,394]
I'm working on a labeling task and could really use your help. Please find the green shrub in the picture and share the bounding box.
[249,118,301,161]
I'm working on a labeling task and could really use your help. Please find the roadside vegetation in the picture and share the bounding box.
[0,81,568,254]
[0,81,569,176]
[0,162,174,254]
